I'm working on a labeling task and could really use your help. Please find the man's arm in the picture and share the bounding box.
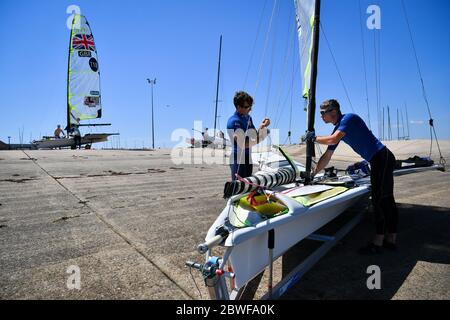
[313,149,334,175]
[315,130,345,145]
[233,118,271,149]
[233,129,266,149]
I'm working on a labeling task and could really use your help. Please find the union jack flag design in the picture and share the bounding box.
[72,34,96,51]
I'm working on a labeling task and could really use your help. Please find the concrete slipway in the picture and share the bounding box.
[0,140,449,300]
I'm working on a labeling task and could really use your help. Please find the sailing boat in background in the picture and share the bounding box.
[187,35,231,149]
[33,14,118,149]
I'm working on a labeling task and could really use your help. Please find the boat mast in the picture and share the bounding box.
[213,35,223,137]
[66,16,75,134]
[387,106,392,141]
[405,102,410,139]
[305,0,321,184]
[401,108,405,140]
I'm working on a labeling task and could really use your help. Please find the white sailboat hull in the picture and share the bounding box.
[33,133,116,149]
[201,163,444,292]
[206,183,370,289]
[186,137,231,149]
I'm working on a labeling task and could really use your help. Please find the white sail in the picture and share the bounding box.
[294,0,316,99]
[68,14,101,125]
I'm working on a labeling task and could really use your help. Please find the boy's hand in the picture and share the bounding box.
[260,118,270,128]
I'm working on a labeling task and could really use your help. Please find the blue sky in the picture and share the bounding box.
[0,0,449,148]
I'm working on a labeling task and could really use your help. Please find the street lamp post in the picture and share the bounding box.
[147,78,156,149]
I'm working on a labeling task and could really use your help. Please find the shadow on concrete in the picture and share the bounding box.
[279,202,450,299]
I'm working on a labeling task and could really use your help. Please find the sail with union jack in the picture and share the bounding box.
[72,34,96,51]
[67,14,102,125]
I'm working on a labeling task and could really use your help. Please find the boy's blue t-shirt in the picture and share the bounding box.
[227,111,256,163]
[327,113,384,161]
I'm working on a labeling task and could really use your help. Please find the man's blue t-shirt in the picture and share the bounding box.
[227,111,256,164]
[327,113,384,161]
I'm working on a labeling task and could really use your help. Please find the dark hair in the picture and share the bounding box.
[320,99,340,111]
[233,91,253,108]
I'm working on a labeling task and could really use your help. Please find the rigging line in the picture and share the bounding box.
[270,22,296,128]
[429,125,433,157]
[273,47,299,129]
[273,59,299,130]
[288,58,294,145]
[358,0,371,129]
[377,28,382,137]
[272,14,312,130]
[320,22,355,113]
[282,135,289,145]
[264,0,280,118]
[237,27,276,179]
[254,0,279,96]
[243,0,269,90]
[404,102,410,139]
[377,29,382,138]
[400,0,432,120]
[316,142,323,157]
[373,29,381,138]
[401,0,444,164]
[270,9,295,123]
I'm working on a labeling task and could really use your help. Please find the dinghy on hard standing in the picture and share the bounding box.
[33,14,117,149]
[185,0,445,300]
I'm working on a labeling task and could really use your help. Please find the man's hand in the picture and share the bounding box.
[305,130,316,143]
[260,118,270,128]
[257,118,271,143]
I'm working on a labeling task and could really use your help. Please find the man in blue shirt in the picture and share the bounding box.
[227,91,270,181]
[307,99,398,254]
